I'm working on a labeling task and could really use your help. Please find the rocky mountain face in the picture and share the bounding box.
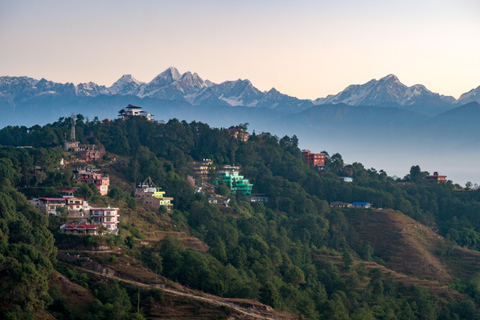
[458,86,480,105]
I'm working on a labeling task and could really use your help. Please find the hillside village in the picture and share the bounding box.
[3,104,474,320]
[24,105,452,239]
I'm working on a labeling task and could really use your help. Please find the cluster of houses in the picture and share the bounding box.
[30,190,120,235]
[32,105,452,238]
[32,173,176,236]
[63,141,105,162]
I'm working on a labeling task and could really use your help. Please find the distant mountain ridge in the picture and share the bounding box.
[314,74,456,108]
[2,67,478,115]
[0,67,312,113]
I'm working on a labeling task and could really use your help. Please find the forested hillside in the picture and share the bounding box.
[2,116,480,319]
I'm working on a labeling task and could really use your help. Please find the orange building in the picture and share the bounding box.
[225,127,250,142]
[426,172,447,183]
[302,150,325,167]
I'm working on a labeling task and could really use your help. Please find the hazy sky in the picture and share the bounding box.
[1,0,479,99]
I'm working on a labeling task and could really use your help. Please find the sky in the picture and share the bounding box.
[1,0,479,100]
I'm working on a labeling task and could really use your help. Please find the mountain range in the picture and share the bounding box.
[2,67,479,122]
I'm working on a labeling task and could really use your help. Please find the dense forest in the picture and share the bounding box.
[2,115,480,319]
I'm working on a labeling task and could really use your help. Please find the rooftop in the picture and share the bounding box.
[126,104,142,109]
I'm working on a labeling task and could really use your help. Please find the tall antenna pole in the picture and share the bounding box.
[71,113,76,141]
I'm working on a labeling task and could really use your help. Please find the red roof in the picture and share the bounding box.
[66,223,97,230]
[62,190,75,192]
[40,197,65,201]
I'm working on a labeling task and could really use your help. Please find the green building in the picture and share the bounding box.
[216,170,253,196]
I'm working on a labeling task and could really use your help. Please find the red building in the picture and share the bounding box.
[426,172,447,183]
[302,150,325,167]
[75,171,110,195]
[65,223,98,235]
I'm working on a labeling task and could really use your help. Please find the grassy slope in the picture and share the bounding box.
[342,208,480,300]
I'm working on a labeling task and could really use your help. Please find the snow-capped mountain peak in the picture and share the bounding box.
[109,74,145,95]
[379,74,400,83]
[158,67,182,81]
[314,74,454,107]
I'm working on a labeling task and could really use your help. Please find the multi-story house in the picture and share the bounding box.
[123,104,153,121]
[302,150,325,167]
[193,159,214,177]
[426,172,447,183]
[135,178,173,211]
[90,206,119,232]
[216,170,253,196]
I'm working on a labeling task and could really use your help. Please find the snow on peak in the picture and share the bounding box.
[163,67,182,81]
[380,74,400,82]
[314,74,446,106]
[109,74,145,95]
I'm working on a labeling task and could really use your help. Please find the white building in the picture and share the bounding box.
[124,104,153,121]
[90,206,120,232]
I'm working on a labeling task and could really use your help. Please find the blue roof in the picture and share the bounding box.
[353,202,371,205]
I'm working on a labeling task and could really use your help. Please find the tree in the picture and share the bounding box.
[56,206,68,223]
[217,185,230,196]
[342,251,354,271]
[125,236,135,249]
[158,205,168,215]
[259,281,281,309]
[151,252,163,276]
[331,153,344,170]
[351,305,375,320]
[285,266,306,288]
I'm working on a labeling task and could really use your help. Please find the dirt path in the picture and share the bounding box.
[72,266,286,320]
